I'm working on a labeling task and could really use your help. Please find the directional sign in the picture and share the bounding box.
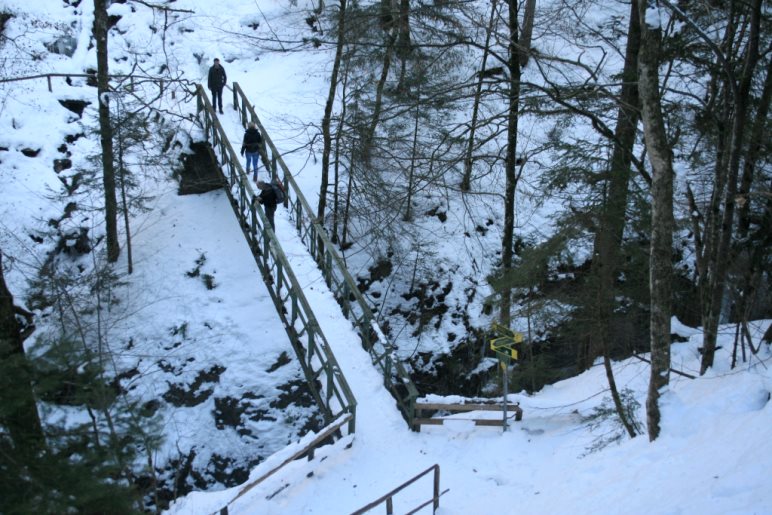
[489,323,524,432]
[489,323,523,361]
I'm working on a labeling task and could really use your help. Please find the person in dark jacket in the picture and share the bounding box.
[207,58,227,114]
[256,180,278,231]
[240,122,263,182]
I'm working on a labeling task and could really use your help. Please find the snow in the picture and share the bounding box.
[1,1,771,514]
[168,323,772,515]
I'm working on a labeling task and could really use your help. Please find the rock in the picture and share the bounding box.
[58,99,91,117]
[45,35,77,57]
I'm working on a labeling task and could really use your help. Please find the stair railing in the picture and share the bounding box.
[196,84,356,433]
[231,82,419,427]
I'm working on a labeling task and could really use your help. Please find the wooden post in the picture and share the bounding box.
[47,75,52,92]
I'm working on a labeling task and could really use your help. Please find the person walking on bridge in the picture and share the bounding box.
[241,122,263,182]
[255,180,278,231]
[207,58,227,114]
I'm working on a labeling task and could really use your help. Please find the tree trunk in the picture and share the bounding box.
[699,0,762,374]
[94,0,119,263]
[0,252,45,455]
[731,58,772,368]
[584,0,641,372]
[462,0,499,192]
[364,29,397,161]
[637,0,674,442]
[116,112,133,274]
[331,59,351,244]
[500,0,521,326]
[319,0,348,230]
[518,0,536,67]
[396,0,411,91]
[341,145,355,251]
[588,0,642,439]
[736,58,772,239]
[405,87,420,222]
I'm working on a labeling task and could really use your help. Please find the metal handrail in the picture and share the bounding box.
[351,464,447,515]
[216,413,354,515]
[196,84,356,433]
[231,82,419,427]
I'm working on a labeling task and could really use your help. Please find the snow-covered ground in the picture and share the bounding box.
[169,319,772,514]
[1,1,771,514]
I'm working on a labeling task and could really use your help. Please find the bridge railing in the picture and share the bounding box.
[231,82,419,427]
[196,84,356,434]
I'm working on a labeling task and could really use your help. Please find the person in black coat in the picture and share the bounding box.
[256,180,278,231]
[240,122,263,182]
[207,58,227,114]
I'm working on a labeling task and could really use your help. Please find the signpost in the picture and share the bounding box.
[490,324,523,431]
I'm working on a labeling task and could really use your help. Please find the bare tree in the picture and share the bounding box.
[673,0,766,375]
[500,0,523,326]
[589,0,642,439]
[462,0,500,192]
[637,0,674,441]
[319,0,348,238]
[94,0,119,263]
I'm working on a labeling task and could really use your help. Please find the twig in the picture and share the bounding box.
[633,353,696,379]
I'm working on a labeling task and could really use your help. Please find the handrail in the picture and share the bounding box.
[0,72,180,93]
[231,82,419,428]
[216,413,354,515]
[195,84,356,434]
[350,464,447,515]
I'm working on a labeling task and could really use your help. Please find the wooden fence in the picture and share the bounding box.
[413,401,523,431]
[0,72,175,94]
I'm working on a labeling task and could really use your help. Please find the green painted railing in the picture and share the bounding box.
[196,84,356,434]
[230,82,419,428]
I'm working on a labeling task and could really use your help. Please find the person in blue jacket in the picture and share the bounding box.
[240,122,263,182]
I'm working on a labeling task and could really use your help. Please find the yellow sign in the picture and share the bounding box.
[490,323,523,361]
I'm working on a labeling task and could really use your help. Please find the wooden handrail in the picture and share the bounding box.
[413,401,523,431]
[416,402,522,412]
[195,85,356,434]
[230,82,420,428]
[350,464,447,515]
[0,72,181,93]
